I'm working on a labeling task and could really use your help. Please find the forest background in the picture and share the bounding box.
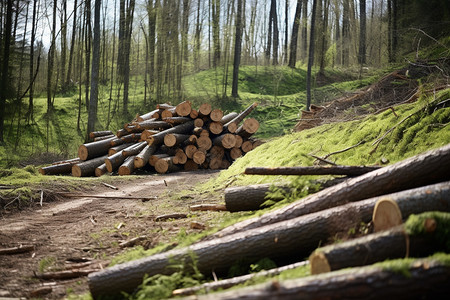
[0,0,449,168]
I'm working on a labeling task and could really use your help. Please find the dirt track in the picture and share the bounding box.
[0,170,220,299]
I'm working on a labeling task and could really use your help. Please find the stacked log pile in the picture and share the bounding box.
[87,144,450,298]
[39,102,262,177]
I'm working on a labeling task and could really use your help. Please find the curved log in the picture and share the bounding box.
[87,182,450,298]
[212,144,450,238]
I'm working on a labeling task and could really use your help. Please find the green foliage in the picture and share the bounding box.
[405,212,450,251]
[39,256,56,273]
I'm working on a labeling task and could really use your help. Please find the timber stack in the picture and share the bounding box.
[39,102,263,177]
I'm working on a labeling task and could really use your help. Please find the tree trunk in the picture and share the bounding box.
[72,155,109,177]
[211,144,450,238]
[358,0,366,65]
[134,144,158,168]
[78,137,115,161]
[189,258,450,300]
[0,0,13,142]
[39,162,76,175]
[244,165,381,176]
[95,163,108,177]
[231,0,243,98]
[223,102,257,133]
[225,184,291,212]
[306,0,318,111]
[87,181,450,298]
[288,0,302,68]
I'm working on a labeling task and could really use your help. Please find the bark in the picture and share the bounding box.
[136,109,161,122]
[78,137,115,161]
[136,120,172,131]
[39,162,76,175]
[134,144,157,168]
[0,244,34,255]
[288,0,302,68]
[108,143,134,156]
[244,165,381,176]
[190,258,450,300]
[105,150,127,172]
[147,121,195,146]
[212,144,450,238]
[88,181,450,298]
[190,204,227,212]
[163,117,192,125]
[221,112,239,124]
[89,131,114,140]
[225,184,291,212]
[95,163,108,177]
[72,155,109,177]
[224,102,258,133]
[122,141,147,157]
[36,269,98,280]
[231,0,243,98]
[306,0,317,111]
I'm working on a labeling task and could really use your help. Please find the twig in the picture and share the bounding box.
[310,154,337,166]
[40,190,44,206]
[322,140,366,160]
[119,236,147,248]
[190,204,227,211]
[34,269,98,280]
[155,213,188,221]
[0,244,35,255]
[102,182,119,190]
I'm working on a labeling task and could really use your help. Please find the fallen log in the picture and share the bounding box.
[309,211,450,275]
[78,137,115,161]
[189,257,450,300]
[212,144,450,238]
[244,165,381,176]
[89,130,114,140]
[39,162,75,175]
[0,244,35,255]
[225,184,291,212]
[36,269,98,280]
[87,181,450,298]
[72,155,108,177]
[172,261,308,296]
[223,102,258,133]
[134,144,157,168]
[155,213,188,221]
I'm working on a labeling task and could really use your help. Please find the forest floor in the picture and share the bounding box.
[0,170,222,299]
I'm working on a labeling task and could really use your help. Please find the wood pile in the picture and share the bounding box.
[39,102,262,176]
[87,144,450,298]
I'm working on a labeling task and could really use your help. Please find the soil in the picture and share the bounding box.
[0,170,221,299]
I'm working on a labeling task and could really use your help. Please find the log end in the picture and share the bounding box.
[309,252,331,275]
[78,145,88,161]
[104,159,114,173]
[372,198,403,232]
[71,165,82,177]
[38,168,46,175]
[155,159,169,174]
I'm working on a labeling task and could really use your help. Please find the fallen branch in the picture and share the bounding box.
[87,181,450,298]
[244,165,380,176]
[322,140,366,160]
[172,261,309,296]
[57,193,157,201]
[189,204,227,211]
[102,182,118,190]
[155,213,188,221]
[35,269,99,280]
[120,236,147,248]
[211,144,450,238]
[0,244,35,255]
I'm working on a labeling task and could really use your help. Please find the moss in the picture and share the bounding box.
[405,212,450,251]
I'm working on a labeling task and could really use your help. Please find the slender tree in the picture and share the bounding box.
[66,0,78,87]
[288,0,302,68]
[27,0,39,121]
[306,0,318,111]
[87,0,101,140]
[47,0,57,112]
[232,0,243,98]
[358,0,366,66]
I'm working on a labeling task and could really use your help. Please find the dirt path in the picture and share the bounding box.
[0,170,221,299]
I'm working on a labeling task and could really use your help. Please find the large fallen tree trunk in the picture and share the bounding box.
[309,211,450,275]
[190,257,450,300]
[87,181,450,298]
[244,165,381,176]
[211,144,450,238]
[225,184,291,212]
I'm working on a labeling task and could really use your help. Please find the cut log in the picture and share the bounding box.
[155,156,180,174]
[234,135,243,148]
[174,149,188,165]
[134,145,158,168]
[161,107,177,118]
[175,100,192,117]
[193,127,209,137]
[251,139,265,149]
[223,102,258,133]
[210,145,225,158]
[172,261,308,296]
[184,160,199,171]
[221,112,239,124]
[147,121,195,146]
[93,134,115,142]
[184,144,198,159]
[192,150,206,165]
[196,136,212,151]
[155,213,188,221]
[187,257,450,300]
[208,121,223,135]
[156,103,174,110]
[309,211,450,275]
[198,103,212,116]
[110,133,141,147]
[212,144,450,238]
[221,160,231,169]
[372,198,403,232]
[241,140,253,153]
[105,150,126,173]
[136,109,161,122]
[225,184,291,212]
[72,155,108,177]
[194,118,204,128]
[108,143,134,156]
[235,118,259,139]
[213,133,236,149]
[140,129,159,140]
[136,120,172,131]
[244,165,381,176]
[36,269,98,280]
[210,109,224,122]
[149,153,169,166]
[78,137,115,161]
[190,109,199,119]
[164,133,190,147]
[163,116,192,125]
[95,163,108,177]
[51,157,81,165]
[87,181,450,298]
[229,147,242,160]
[124,124,143,134]
[190,204,227,211]
[208,157,223,170]
[89,130,114,140]
[122,141,147,157]
[116,128,128,137]
[39,162,75,175]
[118,156,136,175]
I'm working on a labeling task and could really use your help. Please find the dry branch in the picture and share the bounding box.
[0,244,35,255]
[244,165,381,176]
[189,204,227,211]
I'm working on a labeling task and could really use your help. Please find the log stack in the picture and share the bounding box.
[39,101,262,177]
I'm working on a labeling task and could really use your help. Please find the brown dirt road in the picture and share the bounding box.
[0,170,221,299]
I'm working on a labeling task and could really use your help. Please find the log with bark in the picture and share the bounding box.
[175,100,192,117]
[309,211,450,275]
[213,133,236,149]
[87,181,450,298]
[235,118,260,139]
[244,165,381,176]
[134,144,157,168]
[188,257,450,300]
[89,130,114,140]
[0,244,35,255]
[118,156,136,175]
[95,163,108,177]
[223,102,258,133]
[78,137,115,161]
[104,150,127,173]
[211,144,450,238]
[225,184,291,212]
[155,156,180,174]
[72,155,108,177]
[147,120,195,146]
[39,162,75,175]
[122,141,147,157]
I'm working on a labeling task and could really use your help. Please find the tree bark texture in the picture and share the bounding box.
[244,165,381,176]
[72,155,108,177]
[225,184,291,212]
[78,137,115,161]
[212,144,450,238]
[87,181,450,298]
